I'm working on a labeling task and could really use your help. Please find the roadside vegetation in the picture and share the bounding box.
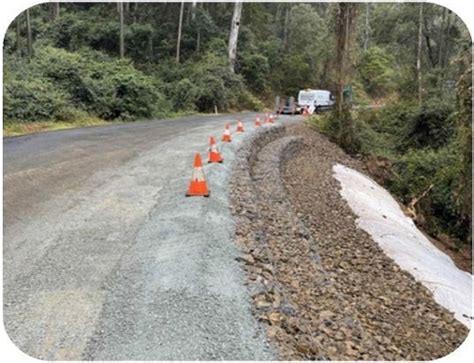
[2,3,471,247]
[309,3,471,250]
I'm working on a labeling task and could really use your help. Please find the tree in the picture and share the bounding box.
[228,1,243,73]
[119,2,125,58]
[283,4,290,50]
[364,2,370,51]
[334,3,357,113]
[191,1,197,21]
[455,46,472,243]
[437,7,447,67]
[176,2,184,63]
[26,9,33,59]
[16,15,21,58]
[417,3,423,106]
[333,2,358,152]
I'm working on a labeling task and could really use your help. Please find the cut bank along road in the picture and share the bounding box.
[3,114,295,360]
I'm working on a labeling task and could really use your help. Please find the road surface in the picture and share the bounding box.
[3,114,291,360]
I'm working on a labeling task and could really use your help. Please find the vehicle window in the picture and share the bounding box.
[299,94,314,101]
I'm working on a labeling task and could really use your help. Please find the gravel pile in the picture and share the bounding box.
[229,122,468,360]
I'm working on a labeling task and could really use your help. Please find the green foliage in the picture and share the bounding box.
[287,4,325,54]
[237,89,264,111]
[189,52,246,112]
[126,23,154,61]
[309,106,361,154]
[279,54,312,96]
[3,76,68,122]
[4,47,170,122]
[391,146,466,240]
[398,101,454,150]
[164,78,198,111]
[237,53,269,93]
[358,46,396,96]
[352,98,470,242]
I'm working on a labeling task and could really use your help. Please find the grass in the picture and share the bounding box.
[3,109,259,137]
[2,111,204,137]
[3,117,114,137]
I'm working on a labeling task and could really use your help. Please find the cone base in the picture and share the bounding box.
[186,191,210,197]
[186,180,210,197]
[208,151,223,163]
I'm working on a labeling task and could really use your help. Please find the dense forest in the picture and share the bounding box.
[2,2,472,247]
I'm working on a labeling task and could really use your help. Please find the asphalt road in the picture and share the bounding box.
[3,114,288,360]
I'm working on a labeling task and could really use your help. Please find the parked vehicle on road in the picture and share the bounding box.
[297,89,335,113]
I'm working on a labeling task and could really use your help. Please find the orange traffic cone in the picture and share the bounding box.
[268,114,274,123]
[255,114,261,127]
[208,136,223,163]
[222,124,232,142]
[236,120,244,132]
[186,153,210,197]
[303,106,310,118]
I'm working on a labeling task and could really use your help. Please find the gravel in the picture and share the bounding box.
[229,121,469,360]
[4,113,297,360]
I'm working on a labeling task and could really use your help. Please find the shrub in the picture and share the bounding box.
[398,101,455,150]
[163,78,198,111]
[238,53,269,93]
[237,89,264,111]
[4,47,170,122]
[358,46,396,97]
[3,77,68,122]
[391,146,465,240]
[190,51,246,112]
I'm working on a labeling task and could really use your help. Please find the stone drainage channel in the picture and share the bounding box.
[229,122,469,360]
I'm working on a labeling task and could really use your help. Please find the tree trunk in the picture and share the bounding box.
[275,3,282,22]
[132,2,138,23]
[119,2,125,58]
[196,26,201,53]
[26,9,33,59]
[192,1,197,21]
[437,7,446,67]
[442,11,453,69]
[148,34,153,62]
[176,2,184,63]
[283,5,289,50]
[363,2,370,51]
[194,1,200,52]
[335,4,355,113]
[334,3,358,152]
[186,2,191,26]
[424,18,435,68]
[16,15,21,58]
[49,3,60,20]
[228,1,243,73]
[417,3,423,107]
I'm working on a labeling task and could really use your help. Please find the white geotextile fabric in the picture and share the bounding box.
[333,163,472,328]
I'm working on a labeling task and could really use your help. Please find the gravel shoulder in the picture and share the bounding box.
[3,114,294,360]
[229,121,469,360]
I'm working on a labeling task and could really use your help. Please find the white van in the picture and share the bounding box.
[297,89,334,113]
